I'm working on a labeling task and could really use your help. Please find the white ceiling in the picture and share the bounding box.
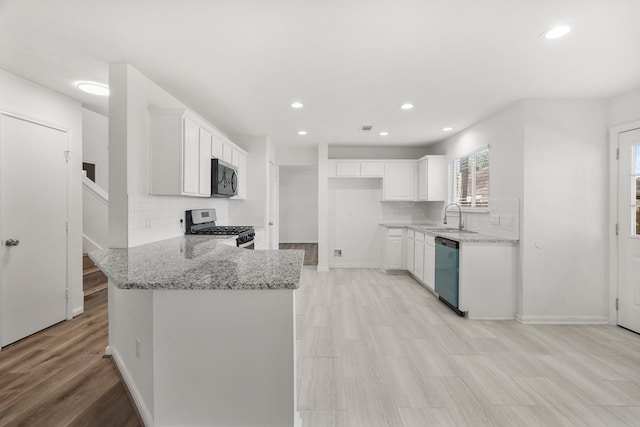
[1,0,639,147]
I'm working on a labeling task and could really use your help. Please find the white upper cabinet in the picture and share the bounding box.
[336,161,359,177]
[360,162,384,177]
[417,155,447,201]
[149,109,246,198]
[383,161,417,201]
[234,151,247,199]
[198,128,212,196]
[182,117,201,195]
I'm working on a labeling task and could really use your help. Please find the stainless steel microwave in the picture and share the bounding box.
[211,159,237,197]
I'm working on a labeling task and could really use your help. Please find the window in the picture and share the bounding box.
[450,148,489,208]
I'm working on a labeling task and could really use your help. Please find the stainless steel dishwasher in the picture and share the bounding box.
[434,236,465,317]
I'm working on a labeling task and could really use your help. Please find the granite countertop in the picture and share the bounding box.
[89,235,305,290]
[379,223,519,243]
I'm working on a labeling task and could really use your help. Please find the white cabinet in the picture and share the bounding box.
[231,147,240,167]
[336,161,360,177]
[414,234,425,282]
[406,229,415,273]
[233,151,247,200]
[381,227,404,271]
[329,160,385,178]
[211,136,223,159]
[383,162,417,201]
[360,162,384,177]
[418,155,447,201]
[423,236,435,291]
[222,143,233,164]
[150,110,212,197]
[198,129,212,196]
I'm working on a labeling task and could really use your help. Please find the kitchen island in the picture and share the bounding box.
[90,236,305,427]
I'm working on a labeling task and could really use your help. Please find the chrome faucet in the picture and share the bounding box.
[443,203,464,230]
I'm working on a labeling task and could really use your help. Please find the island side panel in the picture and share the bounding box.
[108,283,155,425]
[153,289,297,427]
[459,242,517,320]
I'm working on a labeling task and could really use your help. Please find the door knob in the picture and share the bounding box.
[5,239,20,247]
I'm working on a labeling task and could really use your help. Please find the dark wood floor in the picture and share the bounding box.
[0,289,142,426]
[280,243,318,266]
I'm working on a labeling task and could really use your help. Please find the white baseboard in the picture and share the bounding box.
[329,263,379,269]
[316,266,329,272]
[516,314,609,324]
[72,306,84,317]
[109,347,154,427]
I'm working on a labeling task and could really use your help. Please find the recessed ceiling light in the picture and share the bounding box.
[291,102,304,109]
[379,131,389,136]
[298,130,307,135]
[76,81,110,96]
[442,127,453,132]
[400,103,414,110]
[543,24,571,40]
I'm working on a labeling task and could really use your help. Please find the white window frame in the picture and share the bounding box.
[449,146,490,209]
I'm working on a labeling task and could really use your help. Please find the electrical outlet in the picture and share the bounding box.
[491,215,500,225]
[136,338,141,359]
[334,249,342,257]
[502,216,514,226]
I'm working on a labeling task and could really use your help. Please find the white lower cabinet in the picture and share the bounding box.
[406,230,415,273]
[423,236,435,291]
[381,227,404,271]
[414,231,425,282]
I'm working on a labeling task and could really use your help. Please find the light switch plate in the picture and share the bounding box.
[503,216,514,226]
[491,215,500,225]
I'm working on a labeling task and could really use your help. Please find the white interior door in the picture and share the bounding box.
[1,114,68,347]
[618,127,640,333]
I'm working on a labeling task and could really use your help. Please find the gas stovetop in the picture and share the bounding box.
[184,209,255,245]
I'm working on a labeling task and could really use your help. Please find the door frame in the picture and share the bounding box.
[609,119,640,325]
[0,109,72,347]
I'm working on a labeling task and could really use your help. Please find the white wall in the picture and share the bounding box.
[520,99,608,322]
[0,69,84,317]
[609,87,640,127]
[82,108,109,191]
[279,166,318,243]
[109,64,228,248]
[277,145,318,166]
[328,179,383,267]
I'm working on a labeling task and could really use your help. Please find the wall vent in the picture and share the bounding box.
[360,125,373,131]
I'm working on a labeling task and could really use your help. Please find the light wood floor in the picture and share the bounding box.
[296,268,640,427]
[0,290,141,426]
[280,243,318,266]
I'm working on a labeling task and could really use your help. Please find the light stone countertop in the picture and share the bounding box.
[89,235,305,290]
[379,223,519,244]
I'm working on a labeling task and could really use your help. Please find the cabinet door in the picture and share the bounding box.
[231,147,240,167]
[360,162,384,177]
[426,156,447,201]
[336,161,360,177]
[406,237,415,273]
[211,136,223,159]
[222,142,233,164]
[182,118,200,195]
[414,240,424,281]
[198,129,212,196]
[383,162,416,201]
[235,151,247,199]
[424,240,435,290]
[388,237,403,269]
[418,159,428,200]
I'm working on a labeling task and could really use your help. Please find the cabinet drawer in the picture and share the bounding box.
[415,231,425,242]
[387,228,403,237]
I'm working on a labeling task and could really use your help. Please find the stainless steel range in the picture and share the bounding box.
[185,209,255,249]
